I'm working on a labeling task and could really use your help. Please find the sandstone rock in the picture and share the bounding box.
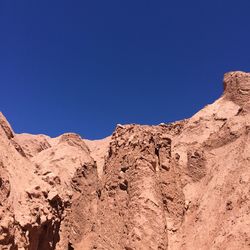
[0,112,14,139]
[47,189,59,202]
[0,71,249,250]
[14,133,51,158]
[223,71,250,106]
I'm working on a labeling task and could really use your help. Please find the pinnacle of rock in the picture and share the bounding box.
[223,71,250,106]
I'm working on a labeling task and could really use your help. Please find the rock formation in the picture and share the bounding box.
[0,71,249,249]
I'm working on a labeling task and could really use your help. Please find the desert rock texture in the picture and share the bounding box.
[0,71,250,250]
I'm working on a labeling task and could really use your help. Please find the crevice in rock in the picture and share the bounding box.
[68,242,74,250]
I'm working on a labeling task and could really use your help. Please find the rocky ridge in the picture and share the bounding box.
[0,71,249,249]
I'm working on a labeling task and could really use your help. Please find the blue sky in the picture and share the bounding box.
[1,1,250,139]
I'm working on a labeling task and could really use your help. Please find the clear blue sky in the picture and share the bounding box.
[1,1,250,139]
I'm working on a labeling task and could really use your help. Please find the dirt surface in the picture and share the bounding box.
[0,71,249,249]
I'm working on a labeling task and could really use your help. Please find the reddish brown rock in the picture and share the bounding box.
[0,71,249,250]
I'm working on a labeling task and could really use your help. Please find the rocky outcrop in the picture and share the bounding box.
[223,71,250,107]
[0,71,249,249]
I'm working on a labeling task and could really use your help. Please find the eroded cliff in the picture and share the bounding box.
[0,71,249,250]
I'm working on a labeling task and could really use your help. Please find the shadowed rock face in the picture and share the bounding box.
[0,71,249,250]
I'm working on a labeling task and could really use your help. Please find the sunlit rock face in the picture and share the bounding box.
[223,71,250,106]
